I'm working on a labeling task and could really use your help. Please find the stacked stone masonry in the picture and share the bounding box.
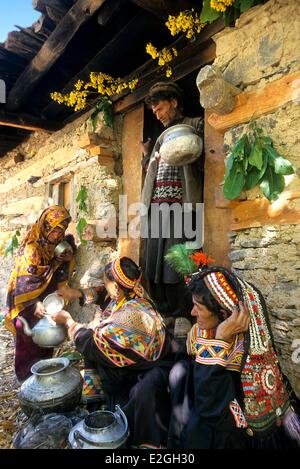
[0,110,123,324]
[213,0,300,396]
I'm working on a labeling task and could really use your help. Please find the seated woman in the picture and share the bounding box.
[166,250,300,449]
[4,205,75,383]
[53,256,179,448]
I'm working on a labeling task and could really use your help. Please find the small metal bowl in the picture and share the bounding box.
[43,293,65,316]
[54,241,73,258]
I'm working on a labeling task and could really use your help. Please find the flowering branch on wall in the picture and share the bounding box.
[147,1,268,76]
[50,72,138,113]
[165,9,206,40]
[145,43,178,78]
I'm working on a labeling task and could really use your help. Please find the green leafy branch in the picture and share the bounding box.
[223,123,294,202]
[76,186,89,245]
[4,230,21,257]
[76,185,88,212]
[88,97,114,130]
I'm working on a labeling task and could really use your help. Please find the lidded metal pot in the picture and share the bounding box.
[19,358,83,417]
[68,405,129,449]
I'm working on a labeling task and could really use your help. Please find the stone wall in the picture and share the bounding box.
[0,110,123,322]
[213,0,300,396]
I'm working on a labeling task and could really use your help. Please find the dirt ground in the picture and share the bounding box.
[0,323,82,449]
[0,323,21,449]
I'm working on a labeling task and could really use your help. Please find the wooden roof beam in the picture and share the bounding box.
[32,0,75,24]
[97,0,125,26]
[113,20,224,114]
[6,0,107,112]
[42,10,160,119]
[130,0,195,18]
[0,112,59,132]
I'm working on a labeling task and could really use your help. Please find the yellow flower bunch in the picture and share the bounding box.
[145,43,159,59]
[165,9,205,40]
[210,0,235,13]
[51,74,139,111]
[50,89,88,111]
[146,43,178,77]
[86,73,138,96]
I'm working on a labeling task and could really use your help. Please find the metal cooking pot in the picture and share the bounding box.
[68,406,129,449]
[158,124,202,166]
[19,358,83,417]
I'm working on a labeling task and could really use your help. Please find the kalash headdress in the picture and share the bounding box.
[165,243,300,444]
[111,257,144,298]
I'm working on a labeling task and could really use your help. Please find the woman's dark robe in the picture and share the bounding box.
[167,359,299,449]
[72,290,179,448]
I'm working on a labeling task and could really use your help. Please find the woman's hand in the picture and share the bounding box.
[34,301,46,318]
[215,301,251,343]
[51,310,73,326]
[87,309,103,330]
[56,285,82,302]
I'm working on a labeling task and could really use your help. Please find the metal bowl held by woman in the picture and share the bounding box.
[68,406,129,449]
[43,292,65,316]
[158,124,202,166]
[19,358,83,417]
[54,240,73,258]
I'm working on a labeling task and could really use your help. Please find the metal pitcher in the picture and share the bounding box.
[18,293,66,348]
[18,315,67,348]
[68,406,129,449]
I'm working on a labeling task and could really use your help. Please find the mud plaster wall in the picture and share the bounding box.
[212,0,300,396]
[0,111,123,323]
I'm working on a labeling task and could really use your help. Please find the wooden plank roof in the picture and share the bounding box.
[0,0,214,157]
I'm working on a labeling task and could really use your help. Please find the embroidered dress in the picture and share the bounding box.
[168,271,299,449]
[144,116,203,317]
[151,158,183,204]
[92,297,166,367]
[187,324,244,372]
[70,287,177,448]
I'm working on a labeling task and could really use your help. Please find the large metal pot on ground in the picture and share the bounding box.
[68,405,129,449]
[19,358,83,417]
[157,124,202,166]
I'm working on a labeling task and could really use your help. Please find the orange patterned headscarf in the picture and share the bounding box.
[5,206,72,334]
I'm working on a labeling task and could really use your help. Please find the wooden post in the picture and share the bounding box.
[119,104,144,264]
[203,113,231,268]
